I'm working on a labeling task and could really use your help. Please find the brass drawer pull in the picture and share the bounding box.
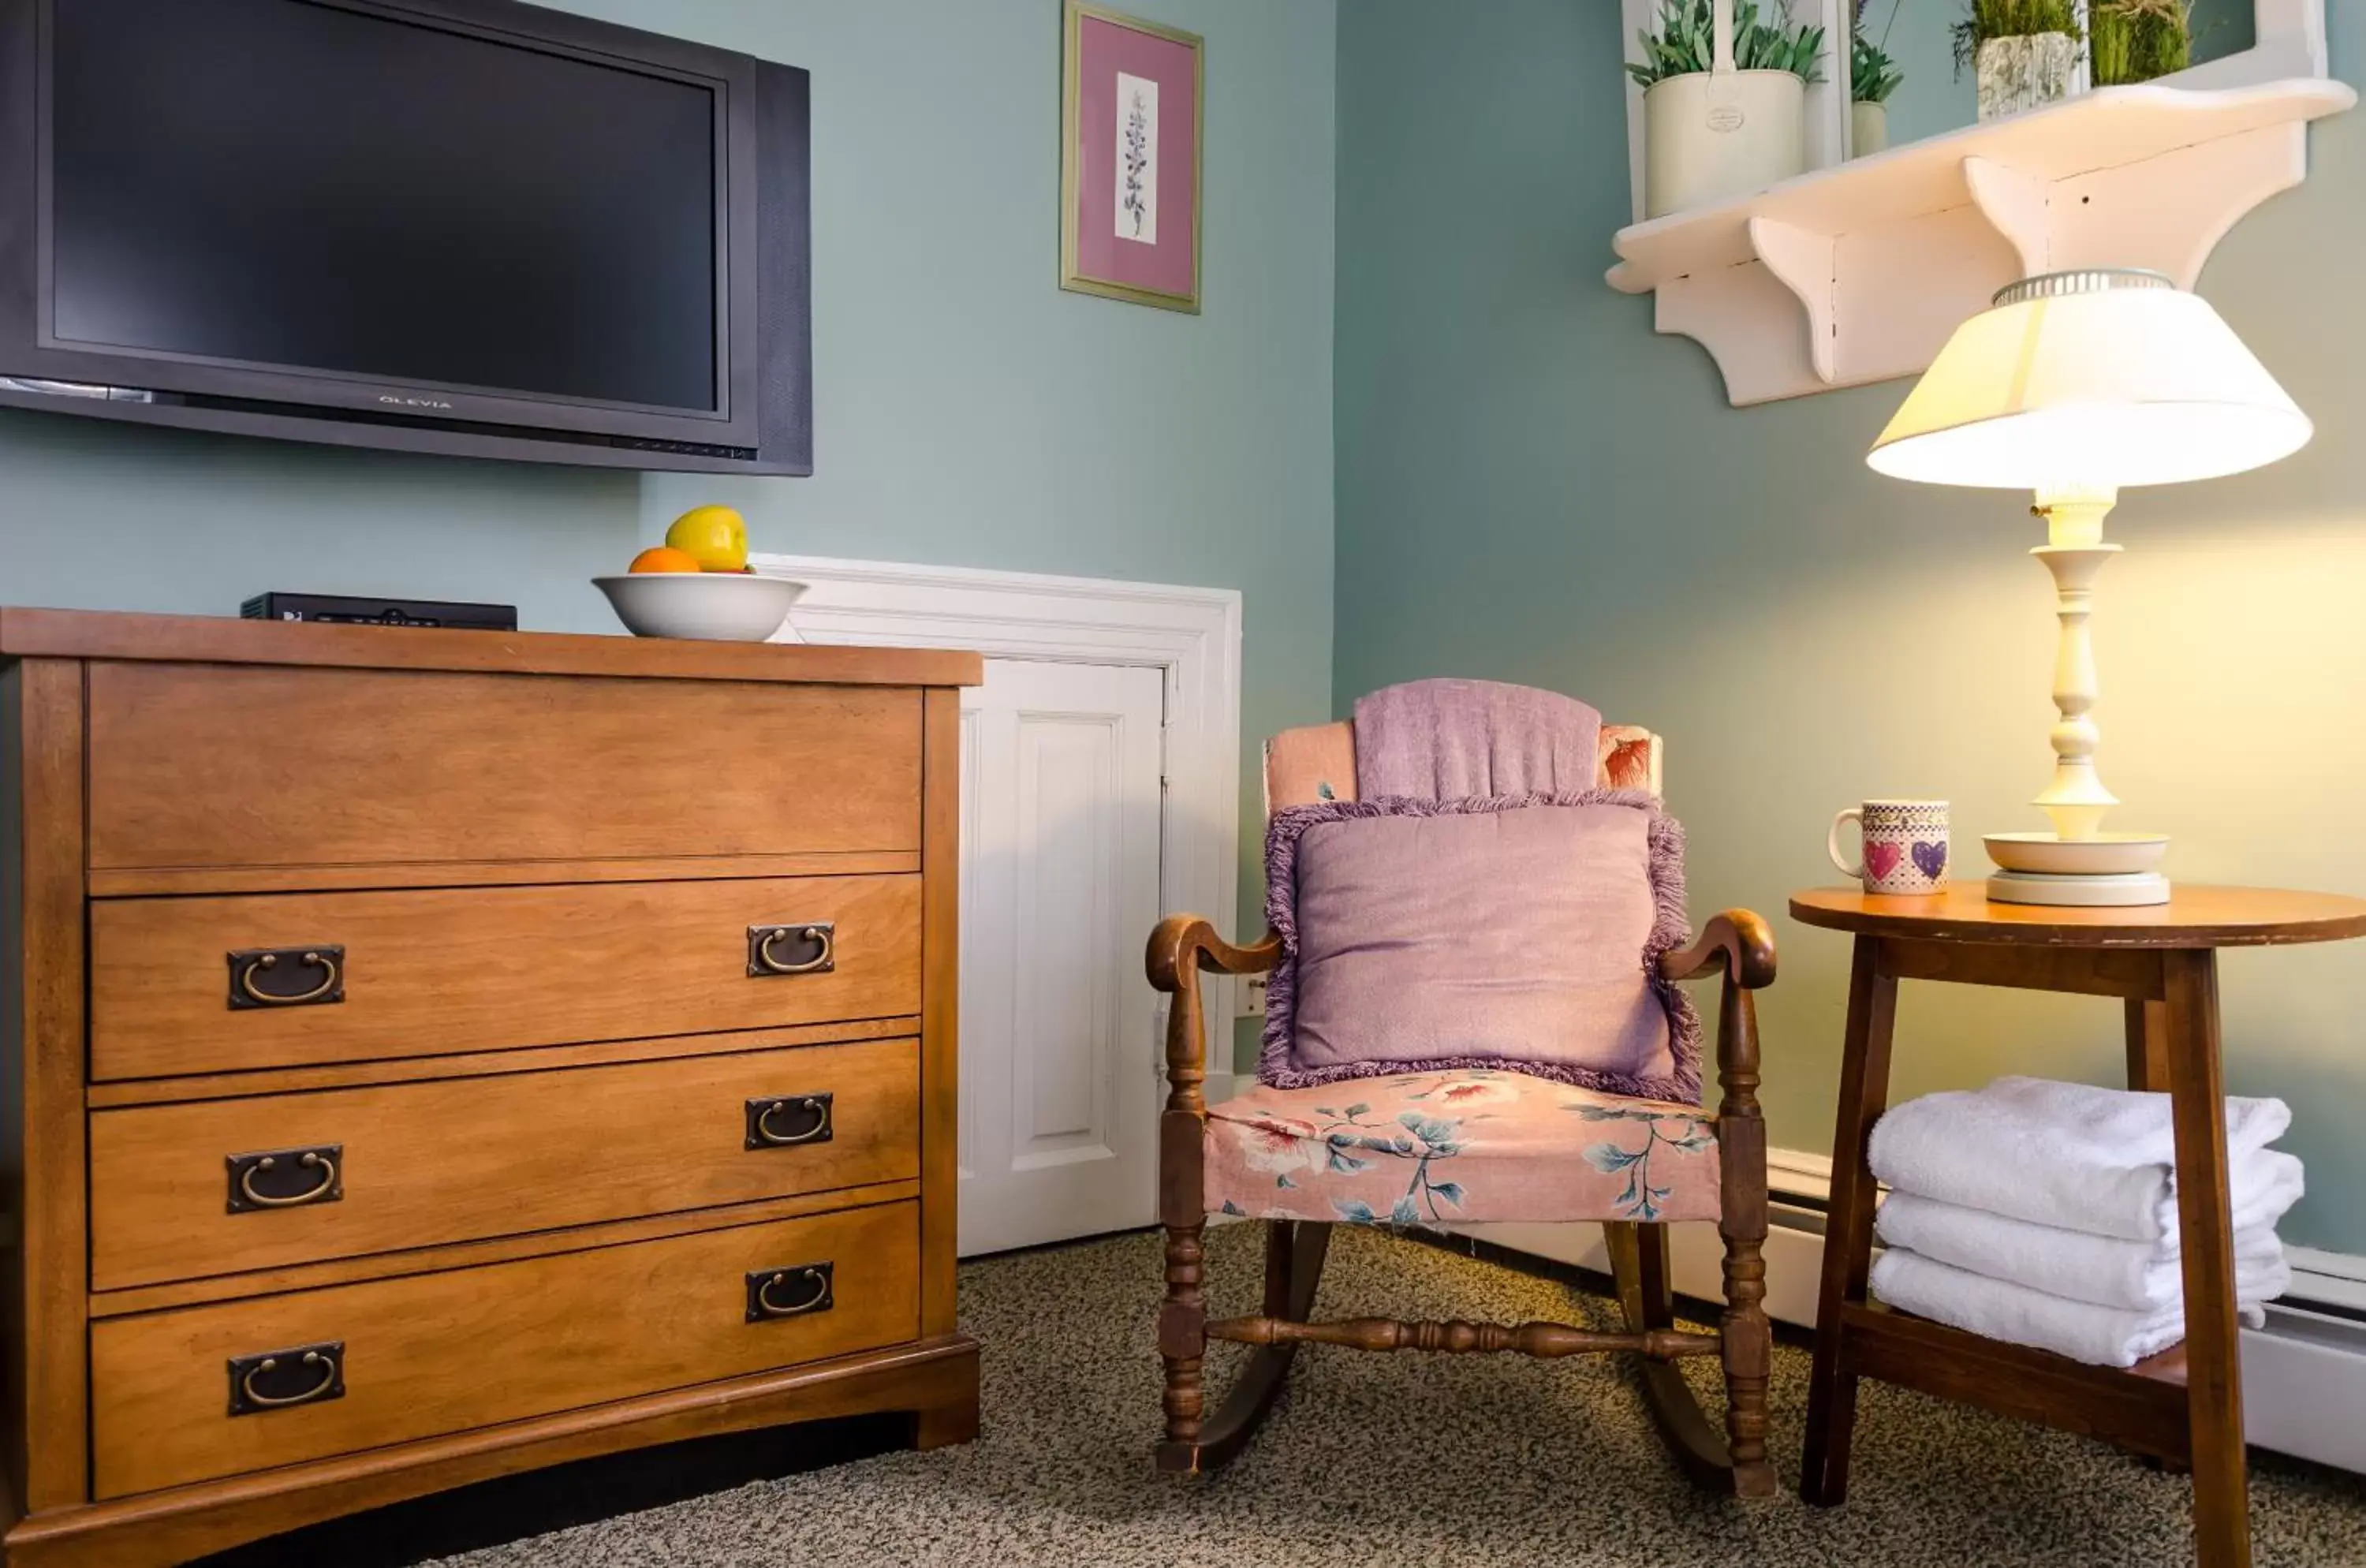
[745,1261,835,1321]
[226,1145,344,1213]
[745,1093,834,1150]
[228,946,345,1010]
[228,1342,345,1416]
[748,922,834,977]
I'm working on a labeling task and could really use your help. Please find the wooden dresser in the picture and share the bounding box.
[0,609,982,1566]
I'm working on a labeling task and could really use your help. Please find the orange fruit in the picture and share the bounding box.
[629,546,702,573]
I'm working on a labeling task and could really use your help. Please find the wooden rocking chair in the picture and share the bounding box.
[1144,719,1778,1496]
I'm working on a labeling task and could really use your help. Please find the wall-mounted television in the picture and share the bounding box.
[0,0,811,474]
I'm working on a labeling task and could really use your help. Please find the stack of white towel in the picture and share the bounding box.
[1868,1076,2302,1368]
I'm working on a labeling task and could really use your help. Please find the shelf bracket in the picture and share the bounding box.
[1963,156,2050,279]
[2051,122,2312,288]
[1746,216,1838,385]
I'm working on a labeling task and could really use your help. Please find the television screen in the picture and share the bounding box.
[50,0,722,413]
[0,0,808,472]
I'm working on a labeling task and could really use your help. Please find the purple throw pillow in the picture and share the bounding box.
[1258,790,1701,1103]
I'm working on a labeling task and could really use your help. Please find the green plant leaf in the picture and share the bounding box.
[1627,0,1823,85]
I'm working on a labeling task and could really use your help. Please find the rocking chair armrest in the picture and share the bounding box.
[1144,916,1282,1096]
[1146,915,1283,994]
[1659,909,1778,991]
[1659,908,1774,1118]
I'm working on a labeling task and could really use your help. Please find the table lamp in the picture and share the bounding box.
[1867,268,2311,905]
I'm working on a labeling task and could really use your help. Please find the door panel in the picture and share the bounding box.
[957,659,1163,1255]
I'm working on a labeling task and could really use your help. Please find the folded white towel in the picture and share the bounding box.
[1871,1247,2280,1368]
[1868,1076,2292,1242]
[1875,1184,2297,1312]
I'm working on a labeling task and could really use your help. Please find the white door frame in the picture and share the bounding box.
[751,552,1245,1102]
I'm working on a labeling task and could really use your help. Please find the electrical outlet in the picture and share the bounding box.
[1239,976,1268,1018]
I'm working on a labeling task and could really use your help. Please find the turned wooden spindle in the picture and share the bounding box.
[1207,1316,1720,1360]
[1160,1226,1206,1443]
[1713,937,1776,1496]
[1146,917,1282,1458]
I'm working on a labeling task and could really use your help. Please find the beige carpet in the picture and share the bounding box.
[433,1223,2366,1566]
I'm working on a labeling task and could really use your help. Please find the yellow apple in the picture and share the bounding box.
[664,505,748,573]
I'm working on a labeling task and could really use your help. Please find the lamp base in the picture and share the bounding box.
[1987,869,2172,907]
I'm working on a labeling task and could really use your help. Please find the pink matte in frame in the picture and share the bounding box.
[1060,1,1201,312]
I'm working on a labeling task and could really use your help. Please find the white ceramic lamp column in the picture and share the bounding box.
[1867,269,2311,906]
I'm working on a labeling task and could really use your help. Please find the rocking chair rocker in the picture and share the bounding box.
[1144,718,1778,1496]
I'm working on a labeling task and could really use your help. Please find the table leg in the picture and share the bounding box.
[2163,949,2251,1568]
[2125,996,2171,1092]
[1801,934,1897,1506]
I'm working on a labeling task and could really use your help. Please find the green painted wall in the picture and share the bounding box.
[1335,0,2366,1253]
[1868,0,1974,147]
[0,0,1335,945]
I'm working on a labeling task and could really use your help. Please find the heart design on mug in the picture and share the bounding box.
[1912,840,1949,880]
[1864,842,1904,880]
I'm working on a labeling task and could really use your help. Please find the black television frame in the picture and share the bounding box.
[0,0,812,474]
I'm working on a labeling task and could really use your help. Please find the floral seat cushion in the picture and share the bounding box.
[1204,1067,1719,1229]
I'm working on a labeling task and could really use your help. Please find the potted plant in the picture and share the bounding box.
[1952,0,2084,121]
[1850,0,1905,156]
[1629,0,1825,218]
[2092,0,2192,84]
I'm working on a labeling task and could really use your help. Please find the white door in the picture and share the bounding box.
[957,658,1166,1256]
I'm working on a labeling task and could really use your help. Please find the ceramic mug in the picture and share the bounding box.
[1829,800,1950,895]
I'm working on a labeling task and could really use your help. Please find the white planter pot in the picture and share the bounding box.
[1850,101,1889,157]
[1976,32,2079,121]
[1643,69,1807,218]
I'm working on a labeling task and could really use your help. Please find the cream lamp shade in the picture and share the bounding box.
[1868,269,2310,493]
[1864,268,2311,907]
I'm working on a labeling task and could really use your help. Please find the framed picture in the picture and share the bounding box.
[1060,0,1202,313]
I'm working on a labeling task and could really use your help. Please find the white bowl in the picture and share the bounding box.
[1983,831,2170,876]
[593,573,808,642]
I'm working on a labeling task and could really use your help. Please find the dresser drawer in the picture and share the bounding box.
[91,1200,920,1499]
[85,662,920,874]
[91,875,921,1080]
[89,1036,919,1291]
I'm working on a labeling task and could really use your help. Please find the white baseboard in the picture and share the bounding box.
[1448,1206,1829,1331]
[2287,1245,2366,1314]
[1454,1145,2366,1478]
[2245,1305,2366,1474]
[1766,1145,1834,1200]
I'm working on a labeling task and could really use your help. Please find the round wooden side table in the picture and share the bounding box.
[1790,883,2366,1568]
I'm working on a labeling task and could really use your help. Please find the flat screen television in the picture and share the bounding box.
[0,0,811,473]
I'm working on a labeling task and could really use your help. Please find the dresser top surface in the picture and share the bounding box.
[0,607,983,688]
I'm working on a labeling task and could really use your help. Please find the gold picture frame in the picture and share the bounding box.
[1059,0,1203,313]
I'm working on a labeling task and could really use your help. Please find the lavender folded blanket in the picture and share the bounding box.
[1353,678,1603,802]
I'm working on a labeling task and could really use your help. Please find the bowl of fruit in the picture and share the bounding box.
[594,506,807,642]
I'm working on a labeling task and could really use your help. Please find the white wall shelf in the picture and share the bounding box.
[1609,79,2355,405]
